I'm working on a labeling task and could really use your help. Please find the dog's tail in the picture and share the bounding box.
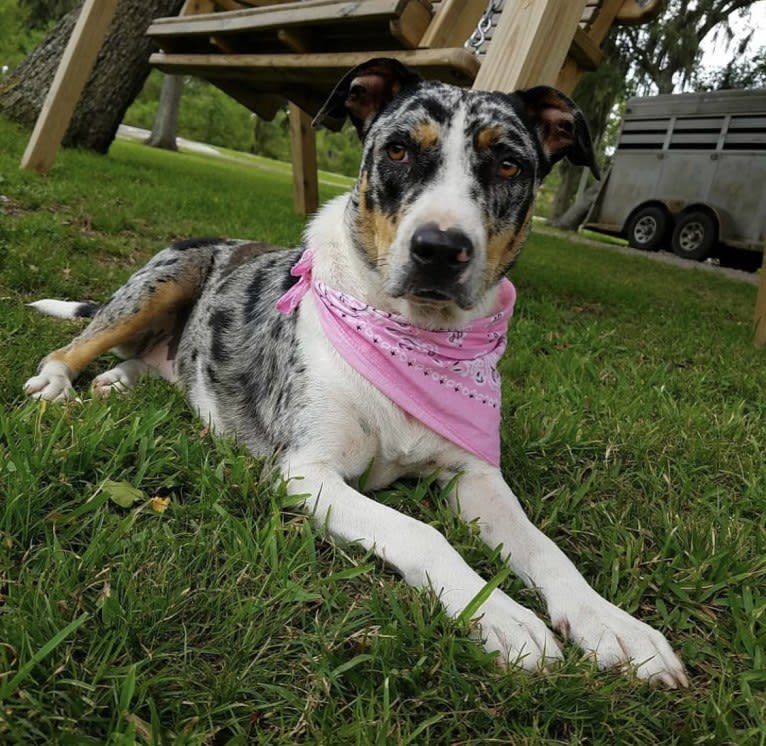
[27,299,100,319]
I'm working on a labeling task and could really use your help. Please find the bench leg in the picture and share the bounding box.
[289,102,319,216]
[21,0,118,174]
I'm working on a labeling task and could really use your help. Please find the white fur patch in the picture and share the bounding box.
[28,299,86,319]
[189,357,220,430]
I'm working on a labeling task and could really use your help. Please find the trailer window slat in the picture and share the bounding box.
[728,116,766,130]
[618,133,666,148]
[723,132,766,148]
[622,119,669,132]
[669,131,719,146]
[672,117,726,130]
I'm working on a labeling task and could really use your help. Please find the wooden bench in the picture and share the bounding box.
[148,0,481,123]
[145,0,661,214]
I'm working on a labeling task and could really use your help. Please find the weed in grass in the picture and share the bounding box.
[1,117,766,743]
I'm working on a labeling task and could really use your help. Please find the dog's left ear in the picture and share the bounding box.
[516,86,600,179]
[313,57,422,139]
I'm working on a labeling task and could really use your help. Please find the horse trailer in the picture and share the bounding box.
[585,89,766,269]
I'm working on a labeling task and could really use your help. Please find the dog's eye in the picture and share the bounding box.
[386,144,409,162]
[498,160,521,178]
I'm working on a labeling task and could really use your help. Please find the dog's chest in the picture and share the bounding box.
[294,296,463,486]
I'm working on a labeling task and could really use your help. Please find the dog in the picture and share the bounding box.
[24,58,687,687]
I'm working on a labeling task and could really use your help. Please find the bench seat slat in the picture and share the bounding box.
[148,0,429,39]
[150,48,479,117]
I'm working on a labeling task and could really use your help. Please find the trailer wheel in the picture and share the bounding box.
[626,206,669,251]
[671,211,717,261]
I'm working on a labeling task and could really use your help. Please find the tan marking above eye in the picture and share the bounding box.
[387,144,407,161]
[413,121,440,149]
[477,127,502,150]
[498,160,521,178]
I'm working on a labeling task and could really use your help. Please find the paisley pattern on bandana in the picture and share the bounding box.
[276,249,516,466]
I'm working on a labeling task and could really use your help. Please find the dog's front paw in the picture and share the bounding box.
[92,360,149,397]
[23,362,75,402]
[474,589,563,671]
[552,596,688,688]
[92,369,131,397]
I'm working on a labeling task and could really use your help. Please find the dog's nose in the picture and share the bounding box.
[410,224,474,268]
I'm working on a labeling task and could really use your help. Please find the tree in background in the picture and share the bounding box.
[0,0,183,153]
[616,0,761,94]
[694,45,766,89]
[18,0,79,27]
[0,0,52,70]
[548,36,631,229]
[144,74,183,150]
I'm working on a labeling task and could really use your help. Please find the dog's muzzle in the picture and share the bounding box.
[406,223,474,302]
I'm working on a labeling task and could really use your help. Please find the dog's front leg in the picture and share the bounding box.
[284,462,563,670]
[447,468,688,688]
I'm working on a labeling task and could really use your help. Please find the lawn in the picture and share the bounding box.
[1,116,765,744]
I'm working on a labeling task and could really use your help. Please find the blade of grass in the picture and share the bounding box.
[0,611,90,700]
[457,567,512,625]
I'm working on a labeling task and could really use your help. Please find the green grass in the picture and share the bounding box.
[1,116,765,744]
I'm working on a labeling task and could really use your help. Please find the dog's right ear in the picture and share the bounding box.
[313,57,422,139]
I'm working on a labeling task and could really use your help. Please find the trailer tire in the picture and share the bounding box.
[626,206,670,251]
[671,211,717,261]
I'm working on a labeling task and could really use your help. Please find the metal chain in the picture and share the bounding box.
[464,0,504,54]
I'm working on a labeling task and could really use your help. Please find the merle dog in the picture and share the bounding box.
[25,59,687,687]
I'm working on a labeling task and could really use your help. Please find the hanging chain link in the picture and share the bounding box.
[464,0,504,55]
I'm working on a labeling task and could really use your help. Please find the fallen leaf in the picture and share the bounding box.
[103,479,145,508]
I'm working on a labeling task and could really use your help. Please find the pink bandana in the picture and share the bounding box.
[276,250,516,466]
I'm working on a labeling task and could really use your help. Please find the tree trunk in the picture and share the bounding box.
[547,35,628,226]
[548,180,602,231]
[145,74,183,150]
[0,0,184,153]
[547,161,581,224]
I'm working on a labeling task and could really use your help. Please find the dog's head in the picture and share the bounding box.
[314,58,598,316]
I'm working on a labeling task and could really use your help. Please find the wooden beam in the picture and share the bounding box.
[209,79,284,119]
[587,0,626,40]
[569,26,603,71]
[21,0,118,174]
[289,103,319,216]
[149,0,423,38]
[277,28,312,53]
[556,57,582,96]
[472,0,588,91]
[755,250,766,347]
[616,0,663,25]
[420,0,485,48]
[180,0,216,14]
[150,48,480,90]
[388,0,433,48]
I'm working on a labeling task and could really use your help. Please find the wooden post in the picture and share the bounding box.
[288,102,319,216]
[21,0,118,174]
[472,0,588,91]
[754,250,766,348]
[277,28,319,216]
